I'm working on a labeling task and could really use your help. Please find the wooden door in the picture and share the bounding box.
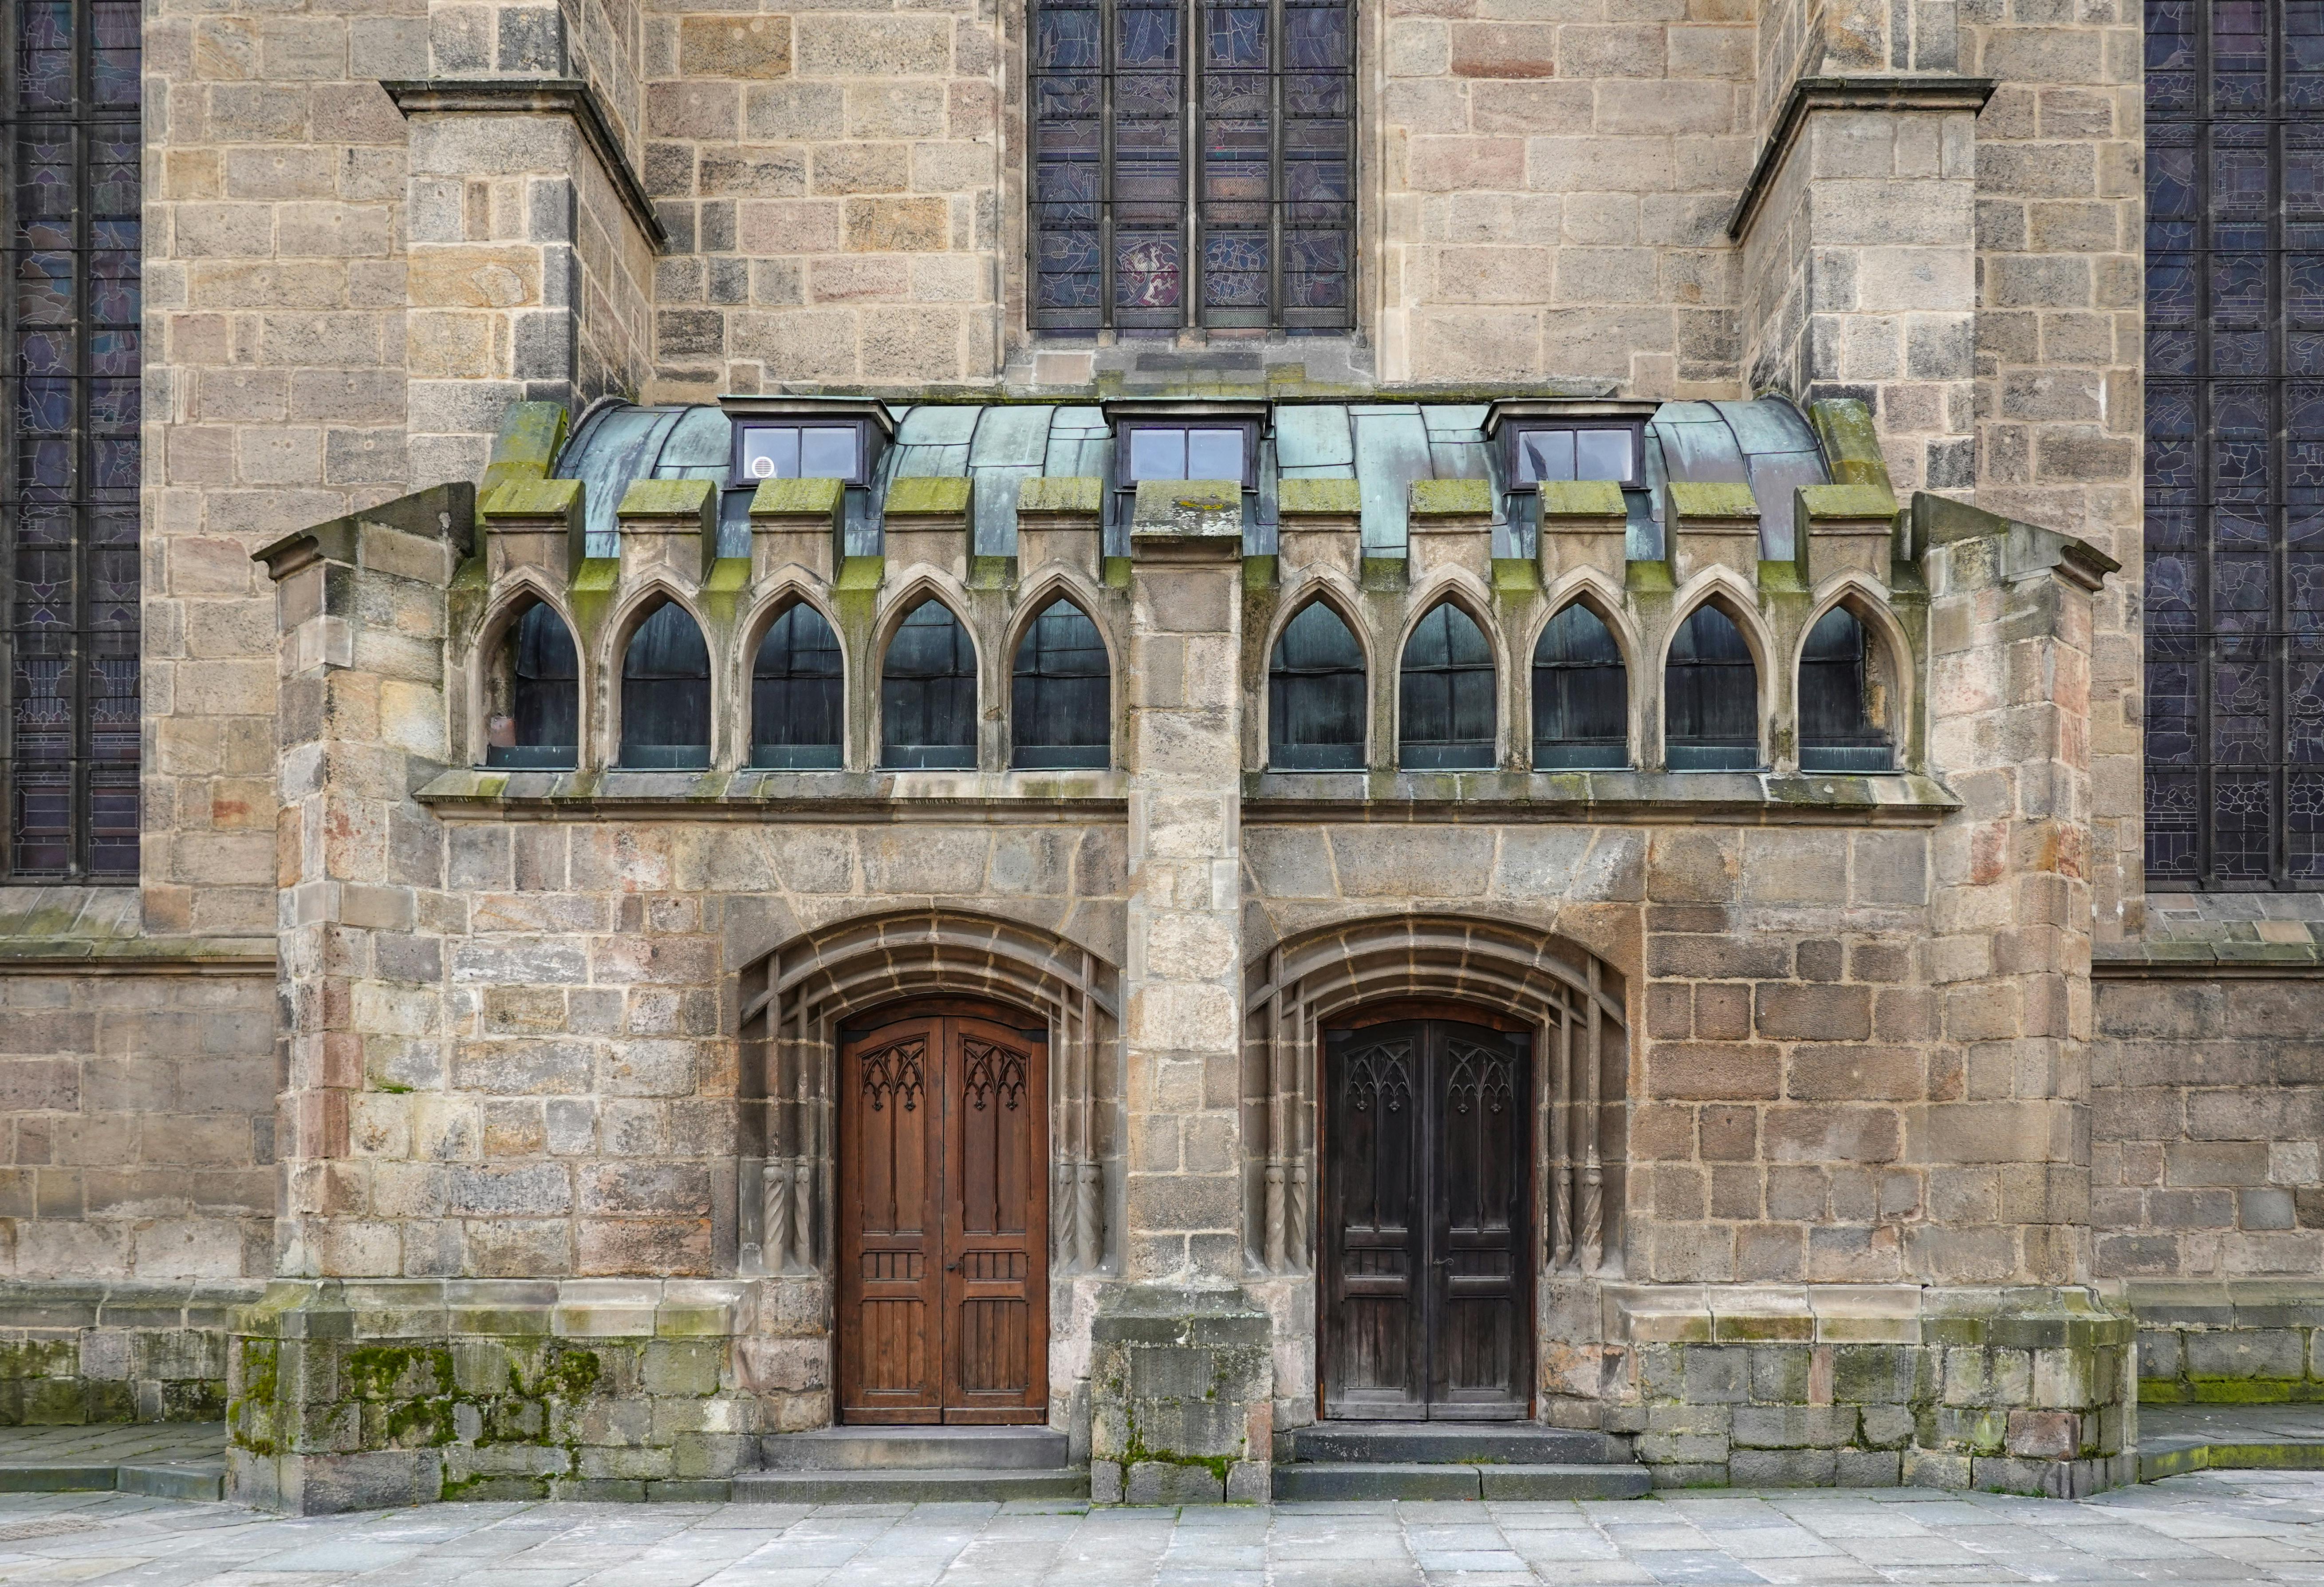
[1322,1018,1529,1421]
[839,1012,1048,1425]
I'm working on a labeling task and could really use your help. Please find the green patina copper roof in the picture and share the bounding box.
[552,395,1833,565]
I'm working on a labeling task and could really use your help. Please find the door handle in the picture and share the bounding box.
[947,1260,961,1273]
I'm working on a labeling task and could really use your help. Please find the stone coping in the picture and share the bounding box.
[1603,1283,2133,1348]
[239,1278,756,1341]
[0,1281,267,1332]
[2138,1404,2324,1480]
[0,938,275,974]
[2115,1279,2324,1328]
[1245,770,1960,825]
[2094,942,2324,976]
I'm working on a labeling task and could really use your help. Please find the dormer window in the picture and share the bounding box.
[1122,422,1256,487]
[720,397,892,490]
[736,422,864,485]
[1505,422,1643,490]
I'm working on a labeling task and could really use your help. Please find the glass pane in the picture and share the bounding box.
[621,604,712,767]
[1130,427,1187,479]
[1400,604,1495,770]
[799,426,858,478]
[1517,430,1574,484]
[740,425,800,481]
[1665,606,1758,770]
[1575,428,1635,482]
[1186,427,1244,480]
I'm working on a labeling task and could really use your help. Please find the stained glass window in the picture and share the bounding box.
[2144,0,2324,887]
[4,0,138,880]
[1029,0,1354,331]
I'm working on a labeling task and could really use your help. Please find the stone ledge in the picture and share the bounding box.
[2094,943,2324,978]
[415,766,1129,820]
[1245,770,1960,825]
[237,1279,752,1342]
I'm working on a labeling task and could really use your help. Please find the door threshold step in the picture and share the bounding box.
[760,1425,1071,1471]
[1273,1461,1652,1501]
[732,1467,1088,1504]
[1290,1421,1631,1466]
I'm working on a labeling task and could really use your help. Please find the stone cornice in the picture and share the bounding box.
[1727,75,1999,242]
[1246,770,1962,825]
[382,77,669,252]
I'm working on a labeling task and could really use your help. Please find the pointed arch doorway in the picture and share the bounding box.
[1320,1006,1532,1421]
[836,1003,1050,1424]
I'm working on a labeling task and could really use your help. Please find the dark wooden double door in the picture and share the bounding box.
[1323,1017,1532,1420]
[838,1011,1048,1424]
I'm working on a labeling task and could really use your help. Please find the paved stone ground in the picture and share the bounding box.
[0,1423,225,1466]
[0,1470,2313,1584]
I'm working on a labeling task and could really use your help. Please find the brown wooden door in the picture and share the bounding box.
[839,1012,1048,1425]
[1322,1018,1529,1421]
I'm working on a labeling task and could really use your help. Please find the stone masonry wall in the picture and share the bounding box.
[1962,1,2145,944]
[2091,973,2324,1281]
[0,956,275,1281]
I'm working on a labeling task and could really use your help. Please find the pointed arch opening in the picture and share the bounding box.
[1269,597,1366,770]
[752,600,844,770]
[1399,600,1495,770]
[1011,596,1111,770]
[1664,601,1760,772]
[1532,601,1628,771]
[619,598,713,770]
[482,596,580,770]
[1798,602,1896,773]
[882,596,977,770]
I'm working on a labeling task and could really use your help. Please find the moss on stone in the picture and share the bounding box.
[748,477,844,517]
[1278,477,1361,517]
[1408,477,1493,517]
[883,476,973,517]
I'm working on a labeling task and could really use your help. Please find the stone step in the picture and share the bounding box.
[731,1466,1088,1504]
[760,1425,1072,1472]
[1272,1461,1653,1502]
[1287,1421,1631,1466]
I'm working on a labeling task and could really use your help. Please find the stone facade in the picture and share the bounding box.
[0,0,2300,1518]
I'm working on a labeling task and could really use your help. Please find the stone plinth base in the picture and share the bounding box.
[1603,1283,2135,1498]
[226,1278,819,1513]
[1087,1285,1272,1505]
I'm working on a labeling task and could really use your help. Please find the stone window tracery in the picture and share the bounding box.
[1027,0,1355,332]
[3,0,138,880]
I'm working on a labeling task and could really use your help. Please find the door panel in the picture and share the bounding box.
[1323,1026,1426,1418]
[943,1021,1048,1422]
[839,1019,943,1421]
[839,1013,1049,1426]
[1323,1018,1531,1422]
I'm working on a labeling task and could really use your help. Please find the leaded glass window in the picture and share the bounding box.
[1533,604,1627,770]
[1268,600,1363,769]
[1664,604,1758,773]
[1797,607,1894,774]
[1029,0,1354,331]
[1012,597,1111,769]
[485,602,579,771]
[2145,0,2324,886]
[1399,602,1494,770]
[619,602,712,770]
[3,0,138,880]
[882,599,977,770]
[752,603,843,770]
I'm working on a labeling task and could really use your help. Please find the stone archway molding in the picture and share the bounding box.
[1245,912,1629,1276]
[738,909,1120,1276]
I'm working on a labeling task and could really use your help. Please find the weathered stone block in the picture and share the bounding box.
[616,479,716,586]
[1664,480,1761,586]
[1537,478,1629,587]
[748,477,842,586]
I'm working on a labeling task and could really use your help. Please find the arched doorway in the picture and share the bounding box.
[837,1000,1048,1424]
[1321,1005,1530,1420]
[1243,916,1629,1426]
